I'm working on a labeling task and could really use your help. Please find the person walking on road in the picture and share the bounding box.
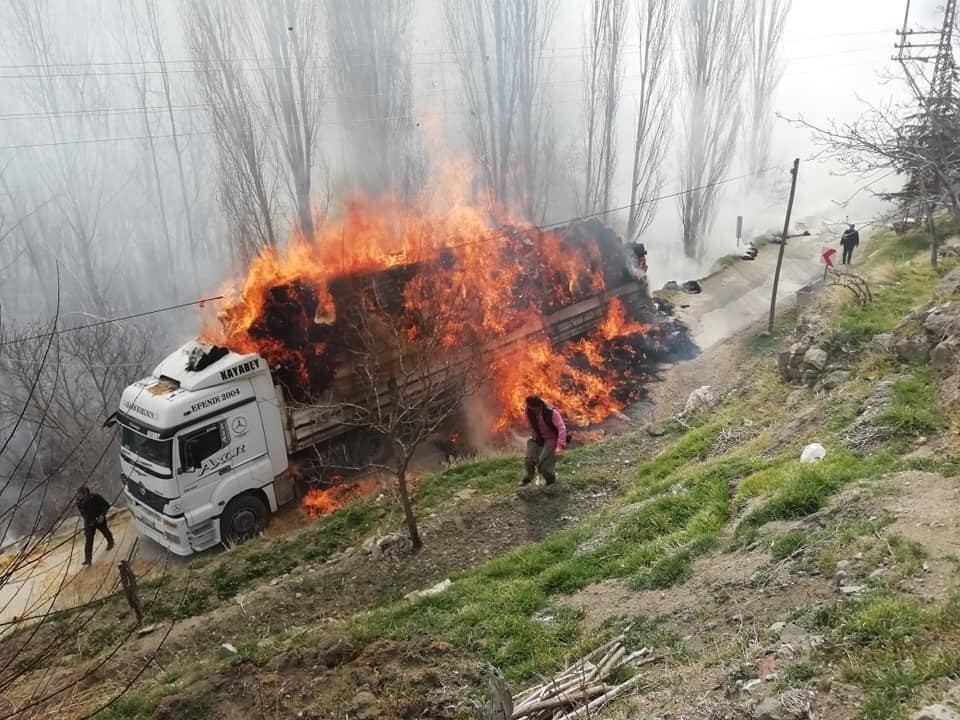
[841,224,860,265]
[521,395,568,486]
[76,485,114,566]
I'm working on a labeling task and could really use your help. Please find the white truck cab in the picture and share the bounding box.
[115,341,294,555]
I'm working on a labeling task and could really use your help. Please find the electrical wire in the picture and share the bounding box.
[0,29,898,73]
[0,296,223,348]
[0,163,795,351]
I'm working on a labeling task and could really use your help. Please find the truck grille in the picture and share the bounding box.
[123,474,177,516]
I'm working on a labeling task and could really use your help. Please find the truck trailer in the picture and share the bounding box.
[113,223,654,556]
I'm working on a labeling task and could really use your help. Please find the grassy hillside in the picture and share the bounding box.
[5,223,960,719]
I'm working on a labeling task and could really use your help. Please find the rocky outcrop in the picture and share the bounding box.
[863,300,960,407]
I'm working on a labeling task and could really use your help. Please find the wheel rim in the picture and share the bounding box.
[231,508,258,537]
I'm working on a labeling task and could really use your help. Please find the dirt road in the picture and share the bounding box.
[672,233,828,350]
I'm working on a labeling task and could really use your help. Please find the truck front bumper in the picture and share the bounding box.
[125,490,194,556]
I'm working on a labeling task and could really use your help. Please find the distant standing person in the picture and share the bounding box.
[841,224,860,265]
[521,395,568,486]
[76,486,114,566]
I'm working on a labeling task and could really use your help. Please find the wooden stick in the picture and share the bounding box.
[597,645,625,679]
[553,672,648,720]
[511,685,607,719]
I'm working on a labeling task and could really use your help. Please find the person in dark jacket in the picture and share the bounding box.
[76,486,114,566]
[521,395,568,486]
[840,224,860,265]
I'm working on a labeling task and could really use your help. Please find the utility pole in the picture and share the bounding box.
[767,159,800,334]
[919,173,939,268]
[894,0,958,266]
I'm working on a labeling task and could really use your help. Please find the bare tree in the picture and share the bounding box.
[626,0,675,242]
[784,98,960,267]
[185,0,281,264]
[140,0,202,292]
[745,0,792,178]
[327,0,422,200]
[1,0,114,315]
[0,281,184,718]
[0,322,149,527]
[339,278,485,549]
[247,0,324,239]
[581,0,627,216]
[446,0,558,221]
[678,0,749,260]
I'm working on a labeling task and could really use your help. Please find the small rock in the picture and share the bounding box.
[768,621,787,635]
[314,635,356,668]
[822,370,852,390]
[350,691,378,720]
[785,390,805,409]
[802,347,828,371]
[936,267,960,295]
[219,643,238,658]
[405,578,453,601]
[834,570,849,586]
[870,333,896,354]
[742,678,765,692]
[684,385,718,414]
[839,585,867,596]
[753,689,813,719]
[914,704,960,720]
[943,684,960,705]
[932,339,960,373]
[895,335,931,363]
[646,422,668,437]
[869,567,888,580]
[836,560,852,570]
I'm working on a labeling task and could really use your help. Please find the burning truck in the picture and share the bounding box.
[113,207,690,556]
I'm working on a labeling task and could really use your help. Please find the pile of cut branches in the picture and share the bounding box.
[510,636,660,719]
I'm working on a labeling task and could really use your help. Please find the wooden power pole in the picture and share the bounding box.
[768,159,800,333]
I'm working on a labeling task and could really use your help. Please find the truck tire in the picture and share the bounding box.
[356,430,393,465]
[220,494,267,545]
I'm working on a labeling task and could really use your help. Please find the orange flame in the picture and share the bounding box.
[302,476,381,517]
[202,161,663,435]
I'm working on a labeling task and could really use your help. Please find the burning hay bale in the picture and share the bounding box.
[204,204,694,436]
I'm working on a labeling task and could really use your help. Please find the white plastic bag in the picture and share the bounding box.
[800,443,826,464]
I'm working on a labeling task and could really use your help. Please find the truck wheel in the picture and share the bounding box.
[220,495,267,545]
[357,430,393,465]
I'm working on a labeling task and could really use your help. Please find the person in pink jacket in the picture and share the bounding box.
[521,395,567,486]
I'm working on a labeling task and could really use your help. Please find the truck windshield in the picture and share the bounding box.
[121,427,172,474]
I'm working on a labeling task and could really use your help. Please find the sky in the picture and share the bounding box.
[0,0,946,309]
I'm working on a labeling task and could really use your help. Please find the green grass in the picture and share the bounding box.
[771,530,810,560]
[811,588,960,719]
[414,456,519,510]
[875,370,945,441]
[93,689,166,719]
[347,424,741,682]
[744,308,798,354]
[736,450,899,540]
[870,227,932,264]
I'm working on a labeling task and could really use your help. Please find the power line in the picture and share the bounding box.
[0,29,897,73]
[0,40,894,83]
[0,164,793,345]
[0,51,899,151]
[0,296,223,348]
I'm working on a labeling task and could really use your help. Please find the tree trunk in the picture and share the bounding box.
[396,465,421,550]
